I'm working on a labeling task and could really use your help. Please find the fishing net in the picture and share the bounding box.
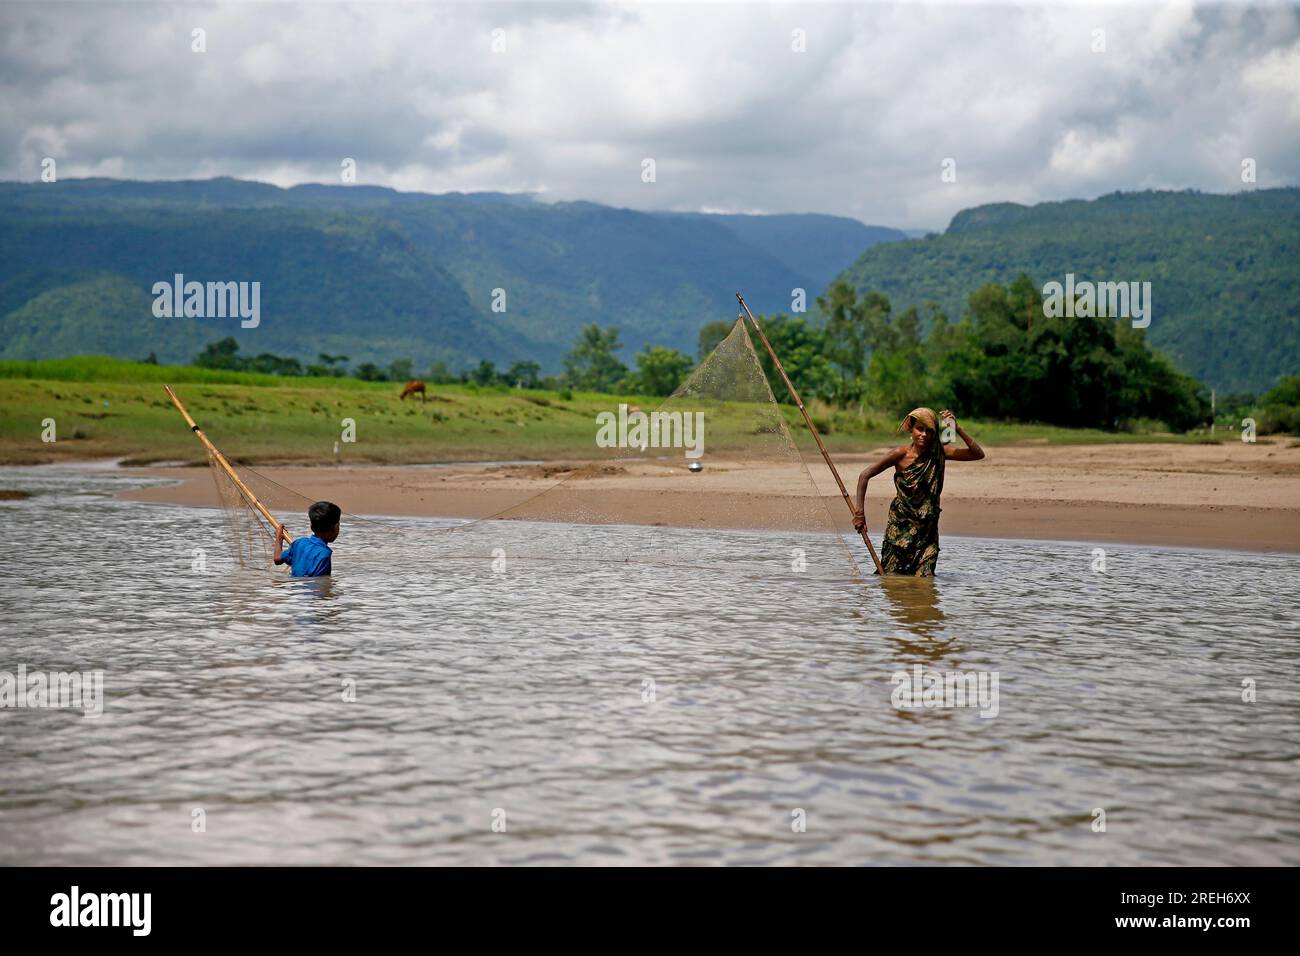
[206,445,279,568]
[194,318,865,584]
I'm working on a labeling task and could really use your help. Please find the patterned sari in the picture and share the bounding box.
[880,434,946,576]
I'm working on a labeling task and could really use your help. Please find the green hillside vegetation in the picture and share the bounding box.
[1258,374,1300,433]
[668,211,905,289]
[0,178,900,372]
[831,188,1300,393]
[0,274,209,360]
[0,198,510,370]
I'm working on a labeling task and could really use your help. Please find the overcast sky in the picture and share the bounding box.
[2,1,1297,229]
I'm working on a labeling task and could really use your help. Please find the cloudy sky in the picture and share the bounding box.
[2,1,1298,229]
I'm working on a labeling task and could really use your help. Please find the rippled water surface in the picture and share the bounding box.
[2,465,1298,865]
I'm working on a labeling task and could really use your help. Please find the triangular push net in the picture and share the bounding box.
[195,317,865,585]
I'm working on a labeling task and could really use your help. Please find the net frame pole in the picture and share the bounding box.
[735,293,885,576]
[163,384,293,543]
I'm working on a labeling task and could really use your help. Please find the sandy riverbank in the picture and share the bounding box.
[110,440,1300,553]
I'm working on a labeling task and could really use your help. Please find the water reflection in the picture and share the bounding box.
[878,574,959,662]
[880,575,945,638]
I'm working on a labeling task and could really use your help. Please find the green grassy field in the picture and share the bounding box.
[0,356,1222,466]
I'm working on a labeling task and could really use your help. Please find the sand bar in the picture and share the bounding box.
[111,440,1300,554]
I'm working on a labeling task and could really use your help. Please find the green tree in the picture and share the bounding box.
[388,357,414,382]
[471,360,500,386]
[750,314,837,404]
[563,324,628,392]
[427,360,457,384]
[248,353,303,376]
[194,337,245,370]
[944,276,1048,420]
[354,362,386,381]
[633,345,694,396]
[316,353,349,378]
[1257,374,1300,433]
[697,320,733,360]
[921,309,978,411]
[818,280,891,402]
[924,274,1207,429]
[506,360,542,389]
[863,306,927,412]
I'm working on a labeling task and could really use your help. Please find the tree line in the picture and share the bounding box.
[698,276,1213,431]
[186,274,1297,433]
[186,330,694,397]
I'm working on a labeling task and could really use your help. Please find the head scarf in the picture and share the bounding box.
[899,407,939,434]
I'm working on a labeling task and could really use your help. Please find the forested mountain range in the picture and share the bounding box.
[0,178,903,371]
[830,188,1299,393]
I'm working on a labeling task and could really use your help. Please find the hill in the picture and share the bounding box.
[667,211,906,290]
[830,189,1300,393]
[0,178,902,371]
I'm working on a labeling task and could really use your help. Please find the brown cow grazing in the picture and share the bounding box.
[399,380,426,402]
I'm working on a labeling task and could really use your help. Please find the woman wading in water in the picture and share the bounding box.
[852,408,985,576]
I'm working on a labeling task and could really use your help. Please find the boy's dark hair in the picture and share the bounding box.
[308,500,342,534]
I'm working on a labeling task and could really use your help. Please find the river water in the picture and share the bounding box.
[1,465,1297,865]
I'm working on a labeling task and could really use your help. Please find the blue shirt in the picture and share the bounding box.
[280,536,332,577]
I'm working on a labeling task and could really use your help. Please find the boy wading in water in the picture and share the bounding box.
[851,408,985,576]
[274,500,341,577]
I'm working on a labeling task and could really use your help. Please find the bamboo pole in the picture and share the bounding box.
[163,384,292,543]
[735,293,886,575]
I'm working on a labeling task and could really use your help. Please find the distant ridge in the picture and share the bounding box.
[0,177,904,371]
[831,188,1300,392]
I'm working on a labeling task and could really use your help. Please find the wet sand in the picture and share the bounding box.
[113,440,1300,553]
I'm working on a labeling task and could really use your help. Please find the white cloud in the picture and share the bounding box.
[1049,127,1134,179]
[0,1,1296,229]
[1244,39,1300,118]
